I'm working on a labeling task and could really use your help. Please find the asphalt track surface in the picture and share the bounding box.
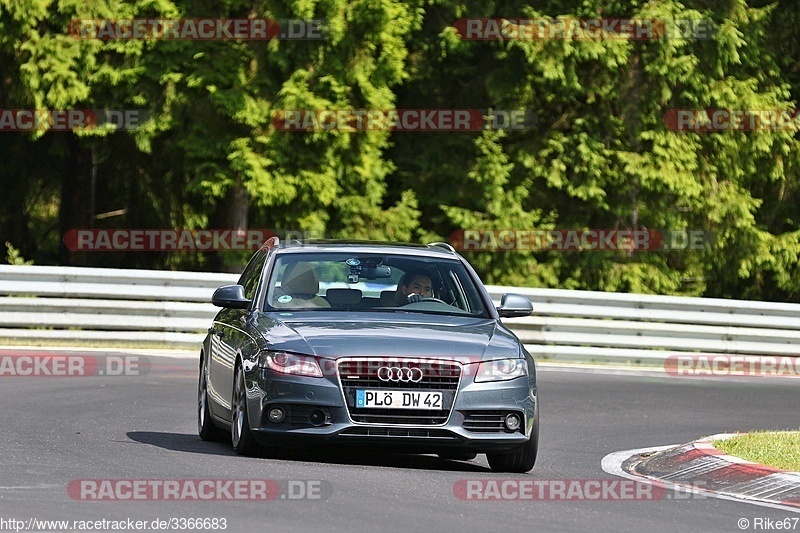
[1,352,798,533]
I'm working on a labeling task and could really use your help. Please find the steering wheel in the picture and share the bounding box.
[418,297,448,305]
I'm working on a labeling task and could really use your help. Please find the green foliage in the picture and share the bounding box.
[392,0,800,299]
[5,242,34,265]
[1,0,800,300]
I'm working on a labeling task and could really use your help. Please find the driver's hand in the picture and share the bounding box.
[405,293,423,304]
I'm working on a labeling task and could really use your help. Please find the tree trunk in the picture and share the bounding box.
[210,177,249,273]
[58,137,91,265]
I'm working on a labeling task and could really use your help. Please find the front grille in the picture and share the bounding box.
[339,427,457,440]
[338,359,461,425]
[463,410,516,433]
[338,360,460,390]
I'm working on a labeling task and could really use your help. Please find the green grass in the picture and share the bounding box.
[714,430,800,472]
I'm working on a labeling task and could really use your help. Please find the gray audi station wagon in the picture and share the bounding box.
[199,239,539,472]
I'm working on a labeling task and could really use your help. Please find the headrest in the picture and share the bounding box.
[281,262,319,296]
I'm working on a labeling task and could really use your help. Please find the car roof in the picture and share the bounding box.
[270,239,460,259]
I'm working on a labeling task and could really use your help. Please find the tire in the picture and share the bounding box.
[198,357,226,442]
[486,404,539,473]
[231,363,261,456]
[438,452,478,461]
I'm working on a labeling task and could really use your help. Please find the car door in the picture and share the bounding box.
[208,249,268,418]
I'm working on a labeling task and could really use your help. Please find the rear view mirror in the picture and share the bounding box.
[360,266,392,280]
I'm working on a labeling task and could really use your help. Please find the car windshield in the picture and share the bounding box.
[262,252,489,317]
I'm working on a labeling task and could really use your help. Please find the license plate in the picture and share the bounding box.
[356,389,443,410]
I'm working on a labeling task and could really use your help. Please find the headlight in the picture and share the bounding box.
[474,358,527,383]
[262,351,322,378]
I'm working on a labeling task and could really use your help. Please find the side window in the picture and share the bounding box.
[238,250,267,300]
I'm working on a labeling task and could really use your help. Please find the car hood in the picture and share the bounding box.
[252,312,521,362]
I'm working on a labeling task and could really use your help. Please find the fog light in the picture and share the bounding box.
[504,413,521,431]
[267,407,285,423]
[308,409,326,427]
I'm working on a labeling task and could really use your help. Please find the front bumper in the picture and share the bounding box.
[245,361,537,453]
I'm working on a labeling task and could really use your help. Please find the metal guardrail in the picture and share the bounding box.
[1,265,798,363]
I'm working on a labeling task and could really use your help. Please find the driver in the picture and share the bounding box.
[398,269,434,304]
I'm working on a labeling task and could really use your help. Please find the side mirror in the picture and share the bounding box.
[496,293,533,318]
[212,285,251,309]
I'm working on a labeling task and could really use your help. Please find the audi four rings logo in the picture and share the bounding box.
[377,366,424,382]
